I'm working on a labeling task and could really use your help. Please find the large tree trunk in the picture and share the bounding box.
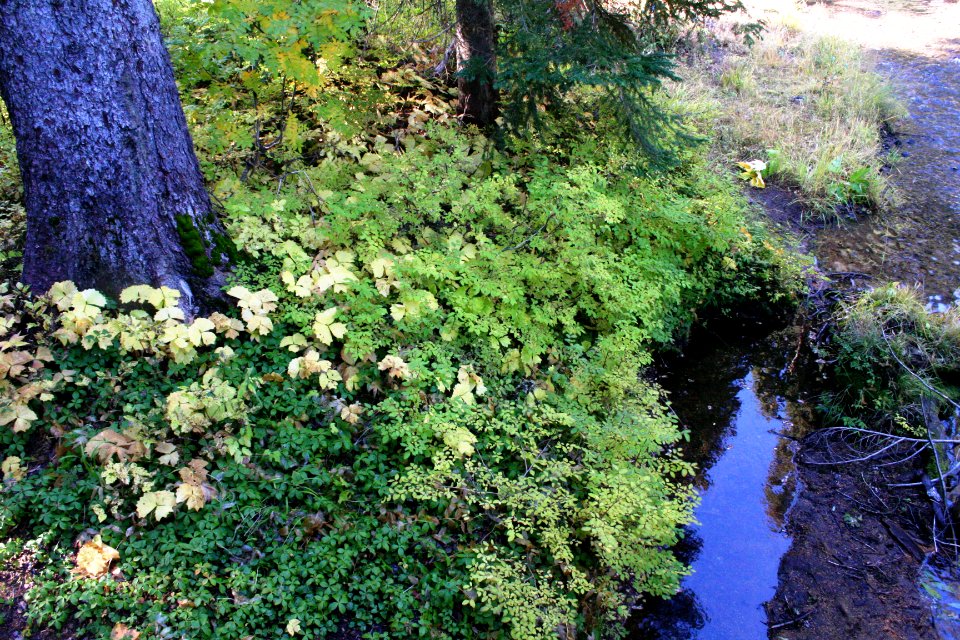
[0,0,230,312]
[455,0,499,127]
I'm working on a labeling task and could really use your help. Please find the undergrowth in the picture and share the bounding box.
[821,284,960,433]
[0,2,804,639]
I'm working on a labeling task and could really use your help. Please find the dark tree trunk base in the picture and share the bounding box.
[0,0,230,313]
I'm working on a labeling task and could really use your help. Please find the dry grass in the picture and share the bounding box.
[667,9,906,216]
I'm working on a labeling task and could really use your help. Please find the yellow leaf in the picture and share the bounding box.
[280,333,308,353]
[441,426,477,458]
[451,366,485,405]
[49,281,79,310]
[111,622,141,640]
[2,455,25,482]
[312,307,347,346]
[176,483,206,511]
[186,318,217,347]
[136,490,177,521]
[154,306,186,323]
[370,257,394,279]
[340,403,363,425]
[378,355,411,380]
[245,313,274,338]
[74,535,119,578]
[0,403,38,433]
[286,619,302,635]
[155,442,179,466]
[209,312,243,339]
[85,429,147,463]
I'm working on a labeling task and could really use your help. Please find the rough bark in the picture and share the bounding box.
[455,0,499,127]
[0,0,230,312]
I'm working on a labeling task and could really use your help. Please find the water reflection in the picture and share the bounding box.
[630,328,810,639]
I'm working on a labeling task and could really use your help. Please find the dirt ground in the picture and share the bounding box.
[0,547,71,640]
[766,436,938,639]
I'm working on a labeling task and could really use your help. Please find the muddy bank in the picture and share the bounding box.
[813,49,960,305]
[767,445,937,639]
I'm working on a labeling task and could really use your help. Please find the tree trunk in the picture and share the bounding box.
[0,0,231,312]
[455,0,499,127]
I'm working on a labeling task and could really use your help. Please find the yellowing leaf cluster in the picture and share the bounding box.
[378,355,411,381]
[137,490,177,521]
[288,350,342,389]
[2,455,25,482]
[166,371,246,434]
[312,307,347,345]
[281,250,358,299]
[451,366,486,405]
[227,286,279,337]
[175,459,216,511]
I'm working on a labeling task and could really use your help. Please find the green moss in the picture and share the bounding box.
[175,214,214,278]
[211,229,239,264]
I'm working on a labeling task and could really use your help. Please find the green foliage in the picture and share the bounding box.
[491,0,753,163]
[822,284,960,432]
[0,105,23,284]
[0,5,804,639]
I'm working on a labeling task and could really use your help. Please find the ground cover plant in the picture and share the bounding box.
[0,1,804,638]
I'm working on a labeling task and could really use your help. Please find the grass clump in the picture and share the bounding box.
[824,284,960,431]
[671,20,905,216]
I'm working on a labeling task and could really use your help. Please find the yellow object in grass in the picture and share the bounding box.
[737,160,767,188]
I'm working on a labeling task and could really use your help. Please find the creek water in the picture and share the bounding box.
[630,327,812,639]
[632,7,960,635]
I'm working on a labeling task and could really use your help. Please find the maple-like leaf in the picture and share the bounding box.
[442,426,478,458]
[378,355,411,380]
[111,622,141,640]
[315,360,342,390]
[370,257,395,279]
[85,429,147,463]
[280,333,308,353]
[244,313,274,338]
[175,459,216,511]
[176,483,204,511]
[74,535,120,578]
[154,306,186,323]
[340,403,363,425]
[121,284,181,310]
[49,281,79,310]
[137,490,177,521]
[155,442,180,466]
[0,403,38,433]
[312,307,347,346]
[2,455,25,482]
[315,263,357,294]
[186,318,217,347]
[451,366,486,406]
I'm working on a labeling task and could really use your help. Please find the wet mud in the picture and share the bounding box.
[767,446,938,640]
[814,47,960,306]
